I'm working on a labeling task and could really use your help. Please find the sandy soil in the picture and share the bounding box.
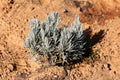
[0,0,120,80]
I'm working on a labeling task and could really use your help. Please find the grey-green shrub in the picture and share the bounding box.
[24,12,87,65]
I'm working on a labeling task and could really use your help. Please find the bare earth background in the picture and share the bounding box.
[0,0,120,80]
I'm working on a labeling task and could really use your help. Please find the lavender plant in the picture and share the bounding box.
[24,12,88,65]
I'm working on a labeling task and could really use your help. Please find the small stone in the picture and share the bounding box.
[7,64,14,72]
[54,75,58,78]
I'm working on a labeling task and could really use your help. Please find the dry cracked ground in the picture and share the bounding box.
[0,0,120,80]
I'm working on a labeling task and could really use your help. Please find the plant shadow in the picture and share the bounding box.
[84,27,105,47]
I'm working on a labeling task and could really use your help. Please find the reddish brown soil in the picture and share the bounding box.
[0,0,120,80]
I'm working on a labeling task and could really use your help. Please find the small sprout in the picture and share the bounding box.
[24,12,89,65]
